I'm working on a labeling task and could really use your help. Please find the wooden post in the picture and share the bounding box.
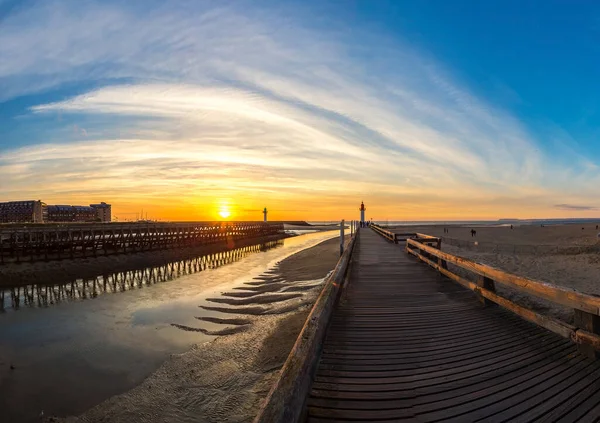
[476,275,496,307]
[340,219,345,256]
[574,309,600,359]
[435,238,448,270]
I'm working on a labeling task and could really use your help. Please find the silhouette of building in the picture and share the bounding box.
[91,202,112,222]
[0,200,46,223]
[0,200,112,223]
[47,205,96,222]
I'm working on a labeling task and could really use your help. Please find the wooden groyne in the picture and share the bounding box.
[0,221,283,263]
[1,239,283,311]
[256,225,600,422]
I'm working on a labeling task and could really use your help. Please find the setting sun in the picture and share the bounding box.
[218,208,231,219]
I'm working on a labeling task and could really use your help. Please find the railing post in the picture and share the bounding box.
[574,310,600,359]
[340,219,345,256]
[435,238,447,269]
[476,275,496,307]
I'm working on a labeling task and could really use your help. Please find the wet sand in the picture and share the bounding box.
[54,236,346,423]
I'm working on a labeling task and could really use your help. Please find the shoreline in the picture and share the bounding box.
[51,235,347,423]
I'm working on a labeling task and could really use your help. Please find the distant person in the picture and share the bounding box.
[510,224,513,230]
[470,229,476,237]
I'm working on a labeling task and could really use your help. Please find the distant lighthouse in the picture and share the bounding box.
[263,207,268,222]
[360,201,366,224]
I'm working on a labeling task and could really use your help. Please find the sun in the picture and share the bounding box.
[218,208,231,219]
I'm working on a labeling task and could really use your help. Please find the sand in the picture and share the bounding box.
[391,222,600,246]
[392,223,600,323]
[52,236,345,423]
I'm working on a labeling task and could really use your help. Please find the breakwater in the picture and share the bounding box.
[0,239,284,311]
[0,221,283,263]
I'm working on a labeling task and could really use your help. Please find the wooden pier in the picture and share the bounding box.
[256,227,600,422]
[0,221,283,263]
[1,239,283,311]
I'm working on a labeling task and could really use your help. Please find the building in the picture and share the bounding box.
[0,200,112,223]
[46,205,96,222]
[90,202,112,222]
[0,200,46,223]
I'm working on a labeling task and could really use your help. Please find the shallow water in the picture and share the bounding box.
[0,231,337,423]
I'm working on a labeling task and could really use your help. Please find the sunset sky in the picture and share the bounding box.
[2,0,600,221]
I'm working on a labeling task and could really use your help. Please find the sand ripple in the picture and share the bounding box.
[170,323,250,335]
[195,316,252,325]
[206,293,302,306]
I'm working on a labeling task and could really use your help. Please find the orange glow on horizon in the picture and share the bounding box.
[36,193,600,223]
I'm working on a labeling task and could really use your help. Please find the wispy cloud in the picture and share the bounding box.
[554,204,598,211]
[0,0,599,219]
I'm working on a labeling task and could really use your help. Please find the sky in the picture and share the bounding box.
[2,0,600,221]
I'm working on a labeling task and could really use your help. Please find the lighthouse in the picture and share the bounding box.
[263,207,268,222]
[360,201,366,224]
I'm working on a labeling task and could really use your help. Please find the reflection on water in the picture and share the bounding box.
[0,240,283,311]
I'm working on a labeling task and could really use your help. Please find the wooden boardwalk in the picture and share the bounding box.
[305,229,600,422]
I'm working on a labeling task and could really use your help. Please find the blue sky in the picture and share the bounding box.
[1,0,600,220]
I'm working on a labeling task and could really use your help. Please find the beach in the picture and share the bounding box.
[391,223,600,322]
[41,234,348,423]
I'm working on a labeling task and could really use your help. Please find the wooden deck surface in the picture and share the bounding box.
[306,229,600,422]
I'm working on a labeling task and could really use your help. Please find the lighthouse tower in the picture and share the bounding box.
[360,201,366,224]
[263,207,268,222]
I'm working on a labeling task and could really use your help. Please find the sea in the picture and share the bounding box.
[310,219,600,227]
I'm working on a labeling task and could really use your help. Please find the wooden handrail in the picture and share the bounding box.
[407,239,600,314]
[406,236,600,358]
[254,230,359,423]
[415,232,439,239]
[370,224,397,243]
[370,225,442,246]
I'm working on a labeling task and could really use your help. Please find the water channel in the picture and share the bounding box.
[0,230,337,422]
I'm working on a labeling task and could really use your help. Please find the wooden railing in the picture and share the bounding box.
[406,236,600,359]
[254,228,359,423]
[370,223,397,242]
[370,224,441,246]
[0,222,284,263]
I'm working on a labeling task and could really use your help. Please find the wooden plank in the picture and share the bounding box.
[253,231,358,423]
[303,229,600,422]
[408,246,577,340]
